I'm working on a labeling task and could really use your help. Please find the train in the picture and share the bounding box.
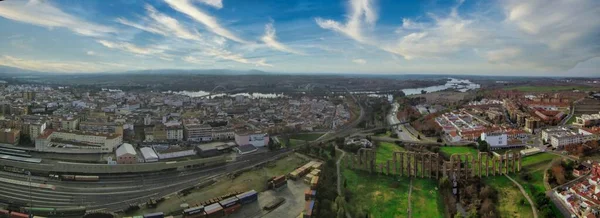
[181,190,258,218]
[0,206,86,218]
[49,174,100,182]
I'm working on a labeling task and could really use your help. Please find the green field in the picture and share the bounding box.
[566,115,577,125]
[521,153,557,168]
[376,142,406,164]
[343,169,411,217]
[289,133,325,141]
[485,176,534,218]
[503,85,598,92]
[439,146,481,159]
[516,153,564,217]
[411,179,445,218]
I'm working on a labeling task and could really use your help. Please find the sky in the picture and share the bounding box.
[0,0,598,76]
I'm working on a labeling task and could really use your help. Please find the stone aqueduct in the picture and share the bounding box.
[344,148,522,179]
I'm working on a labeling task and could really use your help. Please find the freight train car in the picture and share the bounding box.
[235,190,258,205]
[0,209,9,218]
[143,212,164,218]
[183,206,205,218]
[58,175,99,182]
[21,206,86,217]
[9,211,28,218]
[204,203,223,218]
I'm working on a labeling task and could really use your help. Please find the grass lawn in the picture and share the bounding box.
[521,153,557,168]
[485,176,534,218]
[343,169,411,217]
[502,85,598,92]
[411,179,445,218]
[376,142,406,165]
[566,115,577,124]
[439,146,478,156]
[516,153,564,218]
[289,133,325,141]
[130,153,309,216]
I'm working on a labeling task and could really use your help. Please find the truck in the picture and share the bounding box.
[263,197,285,211]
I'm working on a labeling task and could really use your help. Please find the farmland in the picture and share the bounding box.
[502,85,598,92]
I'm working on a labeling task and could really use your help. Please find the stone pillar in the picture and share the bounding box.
[400,153,404,176]
[485,154,489,177]
[512,153,516,173]
[413,153,418,177]
[421,153,425,178]
[436,155,440,179]
[387,160,391,175]
[492,158,496,176]
[393,153,398,174]
[517,152,523,172]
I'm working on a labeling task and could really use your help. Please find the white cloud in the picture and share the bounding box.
[117,4,201,41]
[315,0,377,44]
[86,51,96,56]
[0,55,128,73]
[501,0,600,70]
[261,22,304,55]
[205,49,272,67]
[198,0,223,9]
[96,40,165,55]
[0,0,116,37]
[165,0,247,43]
[387,7,484,60]
[486,47,521,63]
[352,59,367,65]
[182,56,213,65]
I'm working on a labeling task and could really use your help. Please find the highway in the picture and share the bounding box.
[0,148,292,212]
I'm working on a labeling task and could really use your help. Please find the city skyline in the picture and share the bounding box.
[0,0,599,76]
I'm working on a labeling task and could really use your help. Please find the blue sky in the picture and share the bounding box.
[0,0,598,76]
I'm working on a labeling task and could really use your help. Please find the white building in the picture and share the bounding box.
[550,133,583,148]
[140,147,159,163]
[35,129,122,153]
[234,131,269,147]
[166,127,183,141]
[481,132,508,148]
[115,143,137,164]
[184,123,213,142]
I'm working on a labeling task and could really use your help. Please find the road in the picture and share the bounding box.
[335,146,345,196]
[505,174,538,218]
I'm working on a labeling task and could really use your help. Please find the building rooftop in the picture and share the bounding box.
[116,143,136,156]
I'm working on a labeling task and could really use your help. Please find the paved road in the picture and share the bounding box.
[336,146,346,196]
[505,174,538,218]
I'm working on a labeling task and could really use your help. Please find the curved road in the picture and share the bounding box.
[505,174,538,218]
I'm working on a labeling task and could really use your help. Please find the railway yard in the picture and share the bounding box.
[0,148,295,217]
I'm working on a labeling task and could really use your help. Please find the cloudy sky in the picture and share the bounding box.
[0,0,598,76]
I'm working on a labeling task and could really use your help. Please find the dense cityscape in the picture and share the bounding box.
[1,0,600,218]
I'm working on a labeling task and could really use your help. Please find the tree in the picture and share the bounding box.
[467,208,478,218]
[454,212,463,218]
[267,138,279,151]
[551,163,567,185]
